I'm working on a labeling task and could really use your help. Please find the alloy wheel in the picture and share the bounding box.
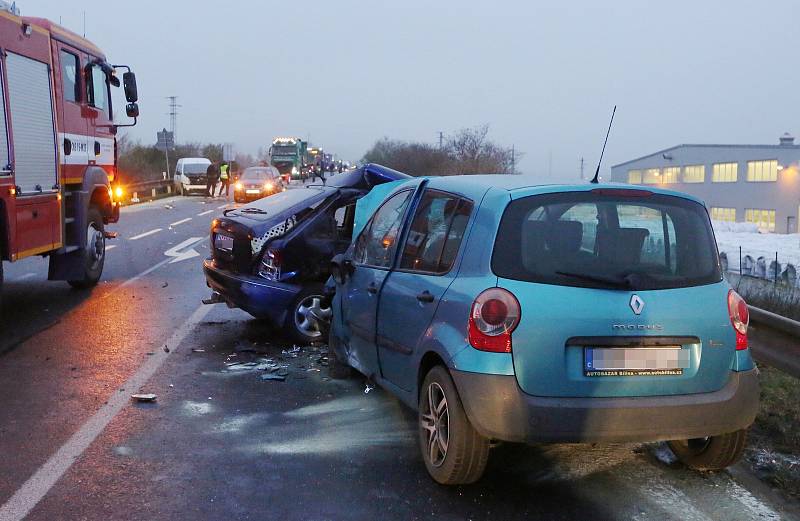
[421,382,450,467]
[294,295,332,338]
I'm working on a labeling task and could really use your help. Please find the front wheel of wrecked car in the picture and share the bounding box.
[286,289,332,344]
[667,428,748,471]
[419,366,490,485]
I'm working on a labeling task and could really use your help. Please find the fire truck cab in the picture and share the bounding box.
[0,3,139,298]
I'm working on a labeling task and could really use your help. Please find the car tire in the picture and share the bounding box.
[68,206,105,289]
[286,288,332,344]
[327,327,353,379]
[667,429,748,471]
[419,365,490,485]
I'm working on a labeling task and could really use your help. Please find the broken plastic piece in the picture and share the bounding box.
[131,393,157,402]
[364,384,374,394]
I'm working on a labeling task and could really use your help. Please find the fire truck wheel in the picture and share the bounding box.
[68,206,106,289]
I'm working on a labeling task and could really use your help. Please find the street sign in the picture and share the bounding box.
[156,128,174,151]
[223,143,235,162]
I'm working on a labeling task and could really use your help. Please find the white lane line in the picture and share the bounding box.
[17,273,36,280]
[169,217,192,227]
[128,228,162,241]
[216,204,228,210]
[0,304,213,521]
[105,245,117,251]
[197,210,214,217]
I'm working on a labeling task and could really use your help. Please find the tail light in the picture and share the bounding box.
[728,290,749,350]
[258,248,282,281]
[468,288,521,353]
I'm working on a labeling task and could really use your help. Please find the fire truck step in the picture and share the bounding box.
[64,217,75,224]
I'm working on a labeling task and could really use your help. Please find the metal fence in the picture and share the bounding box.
[719,247,798,287]
[122,179,175,204]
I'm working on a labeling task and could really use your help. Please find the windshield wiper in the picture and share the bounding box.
[238,207,268,214]
[555,271,632,289]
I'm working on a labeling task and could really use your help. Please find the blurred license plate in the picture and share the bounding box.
[214,233,234,252]
[584,347,688,377]
[245,189,261,194]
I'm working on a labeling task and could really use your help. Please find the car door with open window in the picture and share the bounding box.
[376,190,474,391]
[339,188,416,378]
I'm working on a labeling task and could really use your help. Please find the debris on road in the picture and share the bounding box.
[163,204,175,210]
[163,345,170,353]
[192,348,205,353]
[364,383,374,394]
[131,393,157,402]
[162,282,169,288]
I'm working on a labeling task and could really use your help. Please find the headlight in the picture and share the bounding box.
[234,182,243,191]
[291,166,298,175]
[264,181,273,191]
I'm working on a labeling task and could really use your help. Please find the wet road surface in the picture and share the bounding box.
[0,190,798,520]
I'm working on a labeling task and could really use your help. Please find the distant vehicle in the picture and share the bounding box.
[329,177,759,485]
[174,158,212,196]
[305,147,323,179]
[203,164,409,343]
[233,166,283,203]
[0,4,139,296]
[270,137,307,182]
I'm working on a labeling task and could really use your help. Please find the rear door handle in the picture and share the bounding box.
[366,283,378,295]
[416,291,435,303]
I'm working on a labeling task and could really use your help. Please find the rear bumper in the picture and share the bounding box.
[203,258,301,324]
[451,368,759,443]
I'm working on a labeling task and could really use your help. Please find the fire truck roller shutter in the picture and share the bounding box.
[6,52,57,194]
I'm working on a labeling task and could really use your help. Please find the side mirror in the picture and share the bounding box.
[126,103,139,118]
[123,71,138,102]
[331,253,354,284]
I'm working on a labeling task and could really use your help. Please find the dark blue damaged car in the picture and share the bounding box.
[203,164,409,342]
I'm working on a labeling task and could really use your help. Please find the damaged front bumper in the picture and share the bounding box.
[203,258,302,325]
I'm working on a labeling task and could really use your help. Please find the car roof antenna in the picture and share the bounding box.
[590,105,616,184]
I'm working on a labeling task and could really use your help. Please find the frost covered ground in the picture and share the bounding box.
[712,221,800,273]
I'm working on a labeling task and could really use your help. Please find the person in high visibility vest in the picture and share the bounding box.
[218,162,231,197]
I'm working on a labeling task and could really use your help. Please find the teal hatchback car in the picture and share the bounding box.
[328,176,759,485]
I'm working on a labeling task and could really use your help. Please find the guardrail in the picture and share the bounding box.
[748,304,800,378]
[121,179,175,204]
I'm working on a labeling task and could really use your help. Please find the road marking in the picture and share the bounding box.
[216,204,228,210]
[169,217,192,227]
[128,228,162,241]
[0,304,213,521]
[106,245,117,251]
[197,210,214,217]
[164,237,204,264]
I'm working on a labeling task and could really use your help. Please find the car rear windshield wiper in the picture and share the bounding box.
[555,271,632,289]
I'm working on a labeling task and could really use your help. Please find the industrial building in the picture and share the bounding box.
[609,134,800,233]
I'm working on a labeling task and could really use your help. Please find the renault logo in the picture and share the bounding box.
[630,294,644,315]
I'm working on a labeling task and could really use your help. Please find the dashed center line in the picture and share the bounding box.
[197,210,214,217]
[106,245,117,251]
[170,217,192,227]
[216,204,228,210]
[129,229,162,241]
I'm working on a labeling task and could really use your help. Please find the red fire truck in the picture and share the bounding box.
[0,3,139,299]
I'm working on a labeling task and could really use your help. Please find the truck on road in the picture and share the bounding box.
[269,137,307,182]
[0,3,139,300]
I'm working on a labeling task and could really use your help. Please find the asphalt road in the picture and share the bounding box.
[0,187,797,521]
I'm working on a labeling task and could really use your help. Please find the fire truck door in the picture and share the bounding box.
[54,46,89,181]
[6,52,60,257]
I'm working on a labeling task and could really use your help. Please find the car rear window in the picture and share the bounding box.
[492,191,722,290]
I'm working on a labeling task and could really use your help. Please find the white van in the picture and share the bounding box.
[175,158,212,195]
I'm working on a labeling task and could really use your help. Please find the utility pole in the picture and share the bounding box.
[438,131,444,150]
[166,96,181,144]
[580,157,585,180]
[511,145,515,174]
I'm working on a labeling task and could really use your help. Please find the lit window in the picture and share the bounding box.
[642,168,661,184]
[745,208,776,232]
[746,160,778,182]
[662,167,680,184]
[628,170,642,184]
[711,207,736,222]
[683,165,705,183]
[712,163,738,183]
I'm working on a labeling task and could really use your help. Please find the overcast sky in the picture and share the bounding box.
[24,0,800,181]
